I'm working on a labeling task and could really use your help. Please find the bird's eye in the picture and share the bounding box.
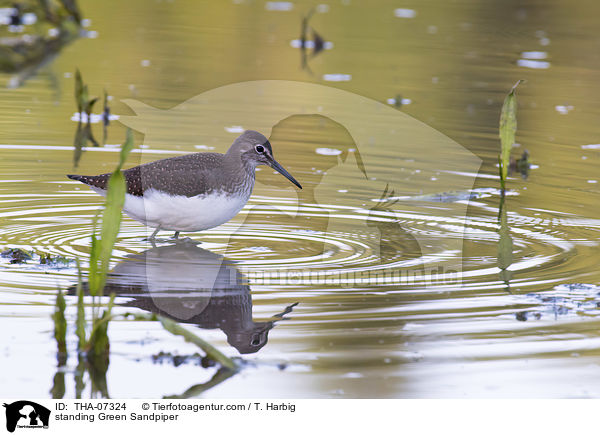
[255,145,265,153]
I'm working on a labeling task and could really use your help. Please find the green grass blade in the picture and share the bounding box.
[50,370,66,399]
[81,85,89,115]
[88,230,101,296]
[89,293,116,358]
[498,155,505,192]
[75,259,87,350]
[85,97,98,117]
[75,69,83,113]
[499,80,524,185]
[88,130,134,295]
[94,172,125,289]
[52,287,67,356]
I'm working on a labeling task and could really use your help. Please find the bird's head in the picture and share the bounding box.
[229,130,302,189]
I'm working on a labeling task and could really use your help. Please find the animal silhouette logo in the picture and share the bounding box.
[118,80,482,286]
[3,401,50,432]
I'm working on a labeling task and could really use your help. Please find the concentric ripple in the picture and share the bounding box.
[2,182,598,297]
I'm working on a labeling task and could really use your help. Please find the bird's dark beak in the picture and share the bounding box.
[268,157,302,189]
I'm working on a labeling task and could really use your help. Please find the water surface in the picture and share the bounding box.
[2,0,600,398]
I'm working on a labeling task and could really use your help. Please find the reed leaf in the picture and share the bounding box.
[75,259,86,350]
[52,287,67,355]
[74,68,84,114]
[88,293,115,360]
[88,129,134,295]
[499,80,523,187]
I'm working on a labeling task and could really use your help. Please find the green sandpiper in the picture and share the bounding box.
[67,130,302,240]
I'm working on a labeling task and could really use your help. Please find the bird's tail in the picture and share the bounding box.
[66,173,110,190]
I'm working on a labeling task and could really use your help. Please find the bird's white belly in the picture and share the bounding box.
[95,187,250,231]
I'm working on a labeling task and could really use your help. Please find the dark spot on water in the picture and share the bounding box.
[517,283,600,321]
[1,248,33,264]
[38,253,74,267]
[515,310,542,321]
[200,356,216,368]
[509,150,531,179]
[152,351,209,367]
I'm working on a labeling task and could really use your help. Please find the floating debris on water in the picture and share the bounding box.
[265,1,293,11]
[520,51,547,60]
[290,38,333,50]
[517,59,550,69]
[515,311,542,321]
[322,73,351,81]
[21,12,36,25]
[225,125,244,133]
[509,150,531,179]
[1,247,33,264]
[342,372,364,379]
[1,248,74,268]
[38,253,75,268]
[386,96,412,107]
[394,8,416,18]
[0,7,36,26]
[152,351,208,367]
[70,112,120,123]
[515,283,600,321]
[316,147,342,156]
[555,105,574,115]
[0,7,17,24]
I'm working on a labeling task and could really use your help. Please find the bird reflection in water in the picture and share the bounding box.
[102,240,297,354]
[227,114,423,266]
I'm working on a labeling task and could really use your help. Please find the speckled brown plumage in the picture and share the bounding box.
[68,152,245,197]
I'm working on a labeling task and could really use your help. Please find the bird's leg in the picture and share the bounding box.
[149,226,161,241]
[173,231,180,240]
